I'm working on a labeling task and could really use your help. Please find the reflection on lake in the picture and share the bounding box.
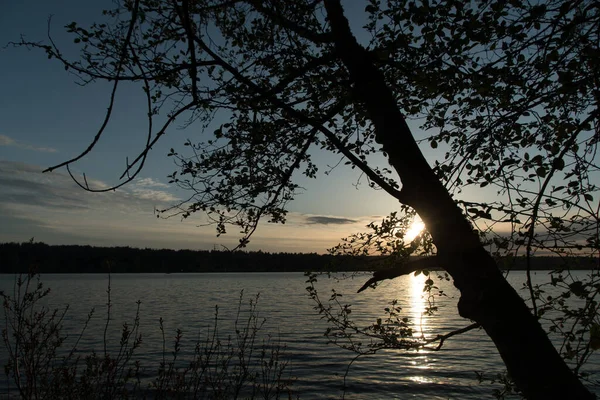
[1,271,598,399]
[410,272,427,338]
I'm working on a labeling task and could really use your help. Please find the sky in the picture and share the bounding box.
[0,1,475,253]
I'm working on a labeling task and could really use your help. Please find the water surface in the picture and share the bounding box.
[1,271,598,399]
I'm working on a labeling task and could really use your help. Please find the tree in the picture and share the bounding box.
[14,0,599,398]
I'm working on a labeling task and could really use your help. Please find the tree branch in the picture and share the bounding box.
[357,256,440,293]
[43,0,141,174]
[256,52,336,101]
[428,323,480,351]
[231,104,343,249]
[250,1,333,44]
[175,0,200,104]
[189,35,406,202]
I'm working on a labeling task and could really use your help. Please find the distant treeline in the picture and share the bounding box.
[0,242,597,274]
[0,242,367,273]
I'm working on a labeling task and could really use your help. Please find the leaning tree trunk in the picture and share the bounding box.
[323,1,594,399]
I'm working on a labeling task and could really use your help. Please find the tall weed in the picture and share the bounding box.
[1,272,295,399]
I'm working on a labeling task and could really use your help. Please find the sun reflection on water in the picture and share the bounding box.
[410,272,428,337]
[406,273,436,380]
[408,374,435,384]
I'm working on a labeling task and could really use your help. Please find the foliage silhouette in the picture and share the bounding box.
[10,0,600,398]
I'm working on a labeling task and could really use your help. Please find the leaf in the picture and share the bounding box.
[536,167,546,178]
[568,281,587,297]
[552,158,565,171]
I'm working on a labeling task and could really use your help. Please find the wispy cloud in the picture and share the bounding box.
[0,161,215,249]
[0,134,58,153]
[130,178,178,202]
[131,188,179,202]
[0,161,179,211]
[0,161,374,252]
[305,215,357,225]
[135,177,169,188]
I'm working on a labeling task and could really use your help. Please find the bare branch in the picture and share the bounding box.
[357,256,440,293]
[175,0,200,104]
[43,0,142,174]
[428,323,480,351]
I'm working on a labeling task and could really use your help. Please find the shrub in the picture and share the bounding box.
[1,272,295,399]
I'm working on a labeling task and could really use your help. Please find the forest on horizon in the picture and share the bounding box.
[1,242,597,274]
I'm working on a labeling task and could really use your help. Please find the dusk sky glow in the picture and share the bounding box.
[0,1,498,253]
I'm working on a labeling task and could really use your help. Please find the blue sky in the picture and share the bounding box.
[0,1,483,253]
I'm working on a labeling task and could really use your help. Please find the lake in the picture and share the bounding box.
[1,271,599,399]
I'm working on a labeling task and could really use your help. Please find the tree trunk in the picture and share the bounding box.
[323,1,594,398]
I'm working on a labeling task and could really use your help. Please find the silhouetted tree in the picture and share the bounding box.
[14,0,600,398]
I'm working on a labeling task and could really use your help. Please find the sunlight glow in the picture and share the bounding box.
[408,375,434,384]
[410,273,427,335]
[405,219,425,242]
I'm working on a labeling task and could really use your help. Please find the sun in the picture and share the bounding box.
[404,219,425,242]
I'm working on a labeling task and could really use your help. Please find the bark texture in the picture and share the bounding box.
[323,1,595,398]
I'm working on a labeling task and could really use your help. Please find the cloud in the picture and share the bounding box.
[305,215,357,225]
[130,177,178,202]
[130,188,179,202]
[135,177,169,188]
[0,134,58,153]
[0,161,374,253]
[0,161,209,248]
[0,160,182,215]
